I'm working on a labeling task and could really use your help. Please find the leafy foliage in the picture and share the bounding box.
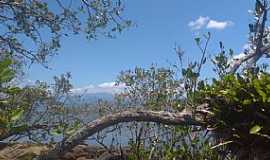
[0,0,131,65]
[0,59,83,144]
[198,70,270,159]
[117,65,183,111]
[211,42,233,78]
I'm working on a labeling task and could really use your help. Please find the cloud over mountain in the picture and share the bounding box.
[71,82,125,94]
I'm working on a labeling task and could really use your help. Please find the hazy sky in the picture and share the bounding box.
[26,0,255,93]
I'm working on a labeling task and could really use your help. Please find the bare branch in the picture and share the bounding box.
[39,108,204,159]
[228,0,268,73]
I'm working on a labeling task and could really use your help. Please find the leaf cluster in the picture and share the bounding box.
[198,70,270,159]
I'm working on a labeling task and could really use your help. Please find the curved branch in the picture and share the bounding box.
[39,109,204,159]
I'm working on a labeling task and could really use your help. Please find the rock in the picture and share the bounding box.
[0,143,49,160]
[76,157,93,160]
[62,152,77,160]
[0,143,130,160]
[71,145,89,158]
[97,152,128,160]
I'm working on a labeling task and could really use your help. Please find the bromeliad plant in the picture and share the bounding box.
[198,69,270,159]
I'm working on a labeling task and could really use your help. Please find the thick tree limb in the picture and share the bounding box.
[39,108,204,159]
[229,1,268,73]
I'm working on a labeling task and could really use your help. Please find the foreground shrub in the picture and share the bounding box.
[199,70,270,159]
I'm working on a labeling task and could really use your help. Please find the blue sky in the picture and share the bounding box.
[26,0,255,92]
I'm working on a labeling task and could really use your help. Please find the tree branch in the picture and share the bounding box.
[228,0,268,73]
[39,108,204,159]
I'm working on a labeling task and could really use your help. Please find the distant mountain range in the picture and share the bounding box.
[69,92,115,104]
[69,82,126,104]
[80,92,114,102]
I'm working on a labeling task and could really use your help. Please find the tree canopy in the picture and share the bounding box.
[0,0,131,66]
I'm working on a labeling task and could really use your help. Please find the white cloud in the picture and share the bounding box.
[188,16,233,30]
[188,16,209,30]
[98,82,116,88]
[71,84,95,94]
[17,79,36,88]
[71,82,126,94]
[206,20,233,30]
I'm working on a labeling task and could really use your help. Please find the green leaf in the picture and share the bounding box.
[6,87,21,94]
[243,99,252,105]
[219,41,223,49]
[0,67,14,82]
[66,121,81,135]
[253,79,267,102]
[11,109,24,121]
[249,125,262,134]
[0,59,12,71]
[66,128,76,135]
[267,84,270,90]
[0,59,14,83]
[195,37,200,45]
[51,128,62,136]
[0,100,9,105]
[11,124,28,133]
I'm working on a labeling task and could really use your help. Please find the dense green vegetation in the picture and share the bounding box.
[198,70,270,159]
